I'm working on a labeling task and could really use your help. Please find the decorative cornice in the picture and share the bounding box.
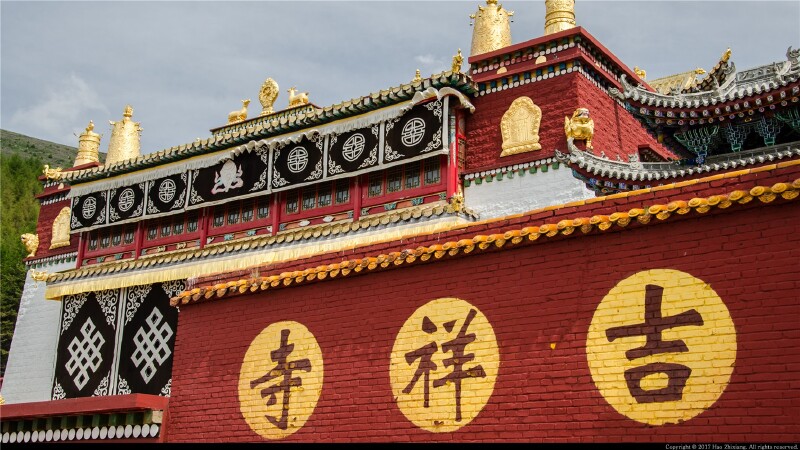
[556,141,800,183]
[24,252,77,269]
[171,177,800,306]
[463,158,561,186]
[60,71,476,185]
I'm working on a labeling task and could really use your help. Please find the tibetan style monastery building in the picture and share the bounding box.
[2,0,799,443]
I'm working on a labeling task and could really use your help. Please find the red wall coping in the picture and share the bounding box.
[0,394,168,420]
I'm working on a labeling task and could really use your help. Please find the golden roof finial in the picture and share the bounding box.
[259,78,279,116]
[722,48,732,63]
[452,49,464,73]
[634,66,647,80]
[106,105,142,166]
[413,69,422,83]
[695,68,707,75]
[469,0,513,57]
[544,0,576,35]
[74,119,101,166]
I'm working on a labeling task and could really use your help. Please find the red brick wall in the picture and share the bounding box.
[166,172,800,442]
[464,73,674,174]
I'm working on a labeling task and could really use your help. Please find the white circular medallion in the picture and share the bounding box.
[342,133,366,162]
[401,118,426,147]
[117,188,135,212]
[287,146,309,173]
[82,197,97,219]
[158,179,177,203]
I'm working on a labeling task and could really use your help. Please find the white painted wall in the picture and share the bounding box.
[2,260,74,404]
[465,165,594,220]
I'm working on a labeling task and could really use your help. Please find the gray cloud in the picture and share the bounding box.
[2,1,798,157]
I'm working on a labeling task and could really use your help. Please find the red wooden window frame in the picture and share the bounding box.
[361,156,445,207]
[281,179,353,221]
[209,195,271,235]
[84,224,137,259]
[143,210,202,248]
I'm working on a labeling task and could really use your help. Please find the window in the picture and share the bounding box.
[147,225,157,240]
[100,234,110,248]
[242,200,254,223]
[366,158,441,199]
[88,234,98,250]
[187,213,199,232]
[317,183,332,208]
[285,192,299,214]
[123,226,135,245]
[161,222,172,238]
[173,218,184,235]
[335,180,350,204]
[257,197,270,219]
[111,232,121,247]
[302,186,316,211]
[213,209,224,227]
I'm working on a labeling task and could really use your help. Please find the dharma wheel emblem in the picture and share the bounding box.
[342,133,366,162]
[401,118,426,147]
[287,147,308,173]
[158,179,176,203]
[118,188,135,212]
[81,197,96,219]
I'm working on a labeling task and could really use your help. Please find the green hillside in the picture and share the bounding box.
[0,129,91,375]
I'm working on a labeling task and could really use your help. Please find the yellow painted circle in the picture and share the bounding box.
[390,298,499,432]
[238,321,323,439]
[587,269,736,425]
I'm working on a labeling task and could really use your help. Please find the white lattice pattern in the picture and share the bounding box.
[66,318,105,390]
[131,307,173,383]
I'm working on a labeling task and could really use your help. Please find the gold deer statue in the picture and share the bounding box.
[227,99,251,124]
[287,87,309,107]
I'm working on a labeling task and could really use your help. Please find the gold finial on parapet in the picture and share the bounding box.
[227,99,250,124]
[452,49,464,73]
[259,78,279,116]
[695,68,707,75]
[74,120,101,167]
[287,87,309,107]
[20,233,39,258]
[722,48,732,63]
[30,269,49,282]
[469,0,513,57]
[544,0,576,35]
[42,164,63,180]
[413,69,422,83]
[106,105,142,166]
[634,66,647,80]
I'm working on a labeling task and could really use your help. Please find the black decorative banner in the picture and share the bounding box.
[115,281,182,396]
[52,290,118,399]
[108,183,145,224]
[147,173,188,215]
[327,125,380,177]
[384,99,444,164]
[189,148,270,207]
[70,191,107,231]
[272,137,324,190]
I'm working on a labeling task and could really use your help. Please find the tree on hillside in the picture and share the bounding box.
[1,154,43,375]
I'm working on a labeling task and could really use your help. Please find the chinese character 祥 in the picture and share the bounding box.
[605,284,704,403]
[250,328,312,430]
[404,309,486,422]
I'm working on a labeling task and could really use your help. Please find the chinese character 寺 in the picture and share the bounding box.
[605,284,704,403]
[250,328,312,429]
[404,309,486,421]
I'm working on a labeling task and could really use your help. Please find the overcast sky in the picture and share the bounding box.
[2,1,798,158]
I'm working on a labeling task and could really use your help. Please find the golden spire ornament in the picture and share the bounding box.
[413,69,422,83]
[259,78,279,116]
[469,0,513,57]
[452,49,464,73]
[106,105,142,165]
[544,0,577,35]
[74,120,101,167]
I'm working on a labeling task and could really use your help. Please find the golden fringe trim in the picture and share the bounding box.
[44,216,469,300]
[171,179,800,306]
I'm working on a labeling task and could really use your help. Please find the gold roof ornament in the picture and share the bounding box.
[413,69,422,83]
[722,47,732,63]
[469,0,513,57]
[288,87,309,107]
[49,207,72,250]
[106,105,142,166]
[20,233,39,258]
[565,107,594,150]
[74,120,101,167]
[633,66,647,80]
[227,99,251,124]
[544,0,576,36]
[30,269,49,282]
[452,49,464,73]
[42,164,63,181]
[259,78,279,116]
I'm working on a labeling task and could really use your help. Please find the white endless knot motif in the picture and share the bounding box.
[81,197,97,219]
[66,318,105,390]
[287,146,309,173]
[118,188,135,212]
[343,133,366,162]
[158,179,177,203]
[131,307,174,383]
[401,118,426,147]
